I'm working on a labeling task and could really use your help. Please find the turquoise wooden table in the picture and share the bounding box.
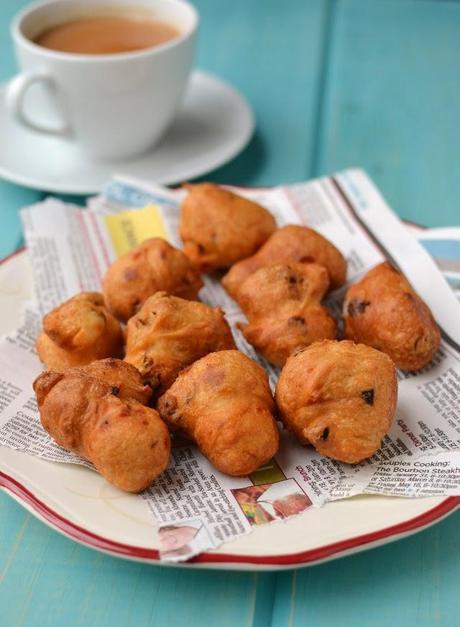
[1,1,459,625]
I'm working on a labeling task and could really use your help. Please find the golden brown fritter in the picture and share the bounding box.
[34,359,170,492]
[275,340,397,464]
[83,358,152,404]
[157,350,279,476]
[124,292,236,396]
[343,262,440,370]
[236,263,336,366]
[222,225,347,300]
[102,238,203,322]
[179,183,277,271]
[35,292,123,371]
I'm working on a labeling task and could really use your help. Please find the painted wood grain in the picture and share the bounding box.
[284,1,460,623]
[0,2,21,85]
[0,181,40,258]
[315,0,460,227]
[274,510,460,627]
[1,0,460,625]
[193,0,328,186]
[0,494,277,627]
[0,2,43,258]
[0,2,325,626]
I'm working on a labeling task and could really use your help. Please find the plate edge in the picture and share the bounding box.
[2,243,459,569]
[1,470,459,569]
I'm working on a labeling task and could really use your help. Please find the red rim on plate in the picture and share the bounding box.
[1,248,459,568]
[1,471,458,567]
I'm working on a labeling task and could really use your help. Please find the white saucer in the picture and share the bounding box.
[0,71,254,195]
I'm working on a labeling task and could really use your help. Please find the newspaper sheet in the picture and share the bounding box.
[0,168,459,561]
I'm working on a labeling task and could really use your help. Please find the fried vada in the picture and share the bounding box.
[36,292,123,371]
[124,292,236,396]
[236,262,336,366]
[222,225,347,300]
[343,262,440,370]
[157,350,279,476]
[102,238,203,322]
[179,183,276,271]
[275,340,397,464]
[34,359,170,492]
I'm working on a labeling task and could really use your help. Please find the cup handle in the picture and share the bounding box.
[6,71,70,135]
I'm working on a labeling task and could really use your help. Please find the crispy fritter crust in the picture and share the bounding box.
[102,238,203,322]
[343,262,440,370]
[222,225,347,300]
[157,350,279,476]
[124,292,236,396]
[179,183,277,271]
[33,359,170,492]
[236,263,336,366]
[275,340,397,464]
[83,357,152,404]
[35,292,123,371]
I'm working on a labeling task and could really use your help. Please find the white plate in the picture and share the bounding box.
[0,71,254,195]
[1,249,458,570]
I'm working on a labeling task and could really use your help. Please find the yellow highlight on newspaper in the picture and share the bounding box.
[104,204,169,257]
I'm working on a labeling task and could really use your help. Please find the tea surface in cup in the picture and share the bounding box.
[34,15,180,54]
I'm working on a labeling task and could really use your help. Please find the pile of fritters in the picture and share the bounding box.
[33,182,440,492]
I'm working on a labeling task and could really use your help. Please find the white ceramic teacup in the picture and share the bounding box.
[7,0,199,161]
